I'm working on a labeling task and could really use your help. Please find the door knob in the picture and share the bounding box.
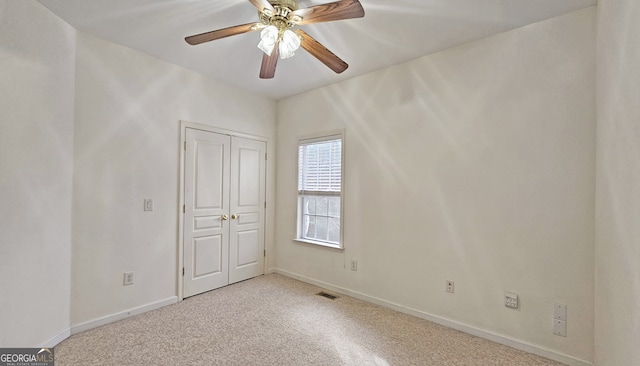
[221,214,228,221]
[231,214,240,219]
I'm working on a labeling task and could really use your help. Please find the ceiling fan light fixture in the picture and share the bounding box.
[279,29,301,59]
[257,25,279,56]
[186,0,365,78]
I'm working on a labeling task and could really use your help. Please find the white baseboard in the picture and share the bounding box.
[271,268,593,366]
[71,296,178,335]
[40,327,71,348]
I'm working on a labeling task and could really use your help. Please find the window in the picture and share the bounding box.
[296,133,343,248]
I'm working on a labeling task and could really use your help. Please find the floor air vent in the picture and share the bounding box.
[317,292,338,300]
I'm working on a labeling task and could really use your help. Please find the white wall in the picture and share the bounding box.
[0,0,75,346]
[275,8,595,363]
[71,32,276,326]
[595,0,640,365]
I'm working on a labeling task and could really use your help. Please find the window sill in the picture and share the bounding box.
[293,239,343,250]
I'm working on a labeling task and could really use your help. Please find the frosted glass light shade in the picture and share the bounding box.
[279,29,301,59]
[257,25,278,56]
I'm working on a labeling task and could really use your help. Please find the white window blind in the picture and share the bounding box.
[297,134,343,248]
[298,138,342,194]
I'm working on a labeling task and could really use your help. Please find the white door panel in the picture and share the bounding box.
[193,216,222,231]
[183,129,230,298]
[237,148,261,207]
[236,230,259,266]
[229,137,266,284]
[193,235,223,277]
[195,143,224,210]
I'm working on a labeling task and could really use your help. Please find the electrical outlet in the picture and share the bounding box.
[350,260,358,271]
[123,272,134,286]
[505,292,519,309]
[446,280,455,293]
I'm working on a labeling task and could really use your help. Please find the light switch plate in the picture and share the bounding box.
[554,303,567,321]
[144,199,154,211]
[553,319,567,337]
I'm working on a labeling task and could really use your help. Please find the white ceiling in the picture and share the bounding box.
[37,0,596,99]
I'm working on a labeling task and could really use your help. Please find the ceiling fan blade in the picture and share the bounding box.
[296,30,348,74]
[291,0,364,25]
[259,43,280,79]
[185,22,263,45]
[248,0,274,13]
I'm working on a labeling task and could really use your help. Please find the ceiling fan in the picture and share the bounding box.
[185,0,365,79]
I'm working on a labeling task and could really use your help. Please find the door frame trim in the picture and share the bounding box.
[178,120,268,301]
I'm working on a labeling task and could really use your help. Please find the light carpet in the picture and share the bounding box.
[56,274,565,365]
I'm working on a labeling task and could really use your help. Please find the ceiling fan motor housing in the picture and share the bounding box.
[260,0,301,28]
[270,0,299,11]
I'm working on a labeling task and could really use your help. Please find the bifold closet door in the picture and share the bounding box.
[183,128,266,298]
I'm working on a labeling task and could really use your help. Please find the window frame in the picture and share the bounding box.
[294,130,345,249]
